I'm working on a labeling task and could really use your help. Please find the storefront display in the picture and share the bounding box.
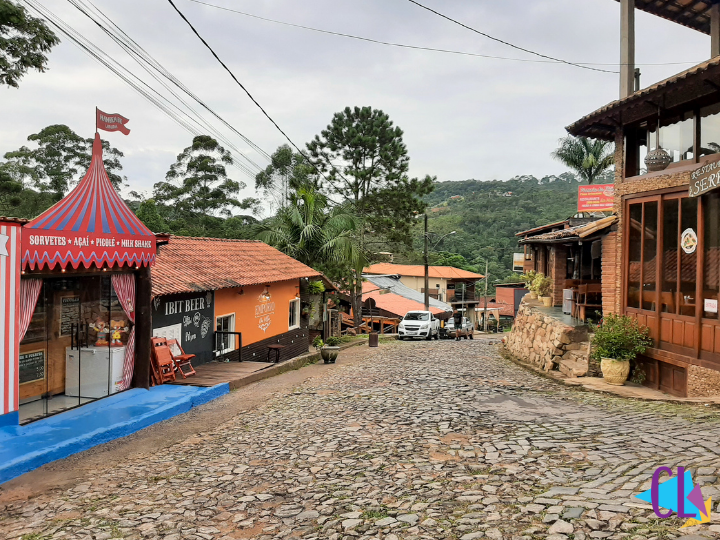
[0,133,158,426]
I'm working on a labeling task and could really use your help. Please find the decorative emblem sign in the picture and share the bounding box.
[681,228,698,254]
[255,287,275,333]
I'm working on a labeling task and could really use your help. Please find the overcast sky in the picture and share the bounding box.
[0,0,711,214]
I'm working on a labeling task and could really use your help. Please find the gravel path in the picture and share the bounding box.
[2,339,719,540]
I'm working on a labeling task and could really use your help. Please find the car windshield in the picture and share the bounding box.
[404,312,429,321]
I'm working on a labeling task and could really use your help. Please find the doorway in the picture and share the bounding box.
[18,275,132,424]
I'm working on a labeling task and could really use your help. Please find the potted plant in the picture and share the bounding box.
[533,274,553,307]
[521,270,538,299]
[591,314,652,386]
[320,336,341,364]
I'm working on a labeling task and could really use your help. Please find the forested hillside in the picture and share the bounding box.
[398,170,614,282]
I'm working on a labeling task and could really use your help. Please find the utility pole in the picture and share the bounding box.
[424,213,430,310]
[483,260,489,333]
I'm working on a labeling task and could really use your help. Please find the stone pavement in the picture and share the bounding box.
[2,339,720,540]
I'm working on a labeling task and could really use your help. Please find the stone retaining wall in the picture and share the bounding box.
[505,299,594,377]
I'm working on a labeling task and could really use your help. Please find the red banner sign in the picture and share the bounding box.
[578,184,614,212]
[97,109,130,135]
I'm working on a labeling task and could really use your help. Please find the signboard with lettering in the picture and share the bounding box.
[578,184,614,212]
[151,291,214,365]
[19,349,45,384]
[60,296,80,337]
[689,156,720,197]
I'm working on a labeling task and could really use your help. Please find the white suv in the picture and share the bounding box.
[398,311,440,340]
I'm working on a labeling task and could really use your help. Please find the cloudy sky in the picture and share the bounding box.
[0,0,710,213]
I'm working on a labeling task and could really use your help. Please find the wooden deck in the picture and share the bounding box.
[169,361,274,389]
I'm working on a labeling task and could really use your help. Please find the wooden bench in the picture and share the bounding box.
[577,303,602,322]
[267,344,285,363]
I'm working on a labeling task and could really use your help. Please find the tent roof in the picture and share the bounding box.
[22,134,156,270]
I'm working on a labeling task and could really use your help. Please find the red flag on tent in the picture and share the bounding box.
[96,109,130,135]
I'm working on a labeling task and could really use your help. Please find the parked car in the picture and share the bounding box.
[441,317,474,339]
[398,311,440,340]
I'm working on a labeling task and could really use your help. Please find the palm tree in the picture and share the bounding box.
[551,136,614,184]
[254,185,364,271]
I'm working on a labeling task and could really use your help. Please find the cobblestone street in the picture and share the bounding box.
[2,339,720,540]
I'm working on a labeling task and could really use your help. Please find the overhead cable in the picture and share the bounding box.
[189,0,698,68]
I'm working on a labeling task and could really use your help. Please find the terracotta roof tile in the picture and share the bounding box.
[152,236,319,297]
[363,288,445,318]
[364,263,483,280]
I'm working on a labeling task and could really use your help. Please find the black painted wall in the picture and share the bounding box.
[152,291,215,365]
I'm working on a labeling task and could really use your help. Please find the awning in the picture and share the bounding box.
[22,134,156,270]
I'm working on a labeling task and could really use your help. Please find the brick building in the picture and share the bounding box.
[567,0,720,396]
[517,216,616,308]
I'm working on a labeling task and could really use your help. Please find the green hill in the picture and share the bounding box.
[396,171,613,281]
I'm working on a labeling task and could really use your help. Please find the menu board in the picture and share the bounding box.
[60,296,80,337]
[19,350,45,384]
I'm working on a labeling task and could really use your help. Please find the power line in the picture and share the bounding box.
[66,0,267,174]
[20,0,261,180]
[78,0,271,162]
[405,0,616,74]
[165,0,331,180]
[189,0,699,69]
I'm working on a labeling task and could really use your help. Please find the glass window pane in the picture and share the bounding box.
[700,103,720,158]
[662,199,679,314]
[679,198,698,316]
[642,202,658,311]
[660,115,694,163]
[704,192,720,320]
[627,203,642,309]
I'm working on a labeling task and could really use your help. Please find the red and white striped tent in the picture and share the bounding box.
[0,134,157,425]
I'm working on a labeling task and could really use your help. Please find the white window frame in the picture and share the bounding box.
[289,298,300,330]
[216,313,235,354]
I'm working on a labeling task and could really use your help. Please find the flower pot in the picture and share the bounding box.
[540,296,552,307]
[600,357,630,385]
[529,291,538,300]
[320,346,340,364]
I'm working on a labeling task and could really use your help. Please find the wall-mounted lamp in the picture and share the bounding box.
[237,288,244,295]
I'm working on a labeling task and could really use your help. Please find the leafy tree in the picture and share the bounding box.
[551,135,614,185]
[135,198,168,233]
[255,144,319,211]
[0,163,22,212]
[254,185,363,271]
[3,124,126,200]
[429,251,474,271]
[153,135,260,235]
[0,0,59,87]
[307,106,434,325]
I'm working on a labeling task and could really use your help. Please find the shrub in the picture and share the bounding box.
[312,336,324,350]
[307,280,325,295]
[591,314,652,362]
[325,336,341,347]
[520,270,537,287]
[531,274,552,297]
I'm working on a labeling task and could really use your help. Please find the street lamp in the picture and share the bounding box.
[422,213,456,310]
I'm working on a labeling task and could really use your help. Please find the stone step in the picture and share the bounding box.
[558,357,589,378]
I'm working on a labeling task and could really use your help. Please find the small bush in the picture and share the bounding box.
[591,314,652,362]
[531,274,552,297]
[307,280,325,295]
[312,336,324,349]
[325,336,341,347]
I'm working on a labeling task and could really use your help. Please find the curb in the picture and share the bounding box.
[0,384,229,485]
[499,345,720,407]
[225,339,366,391]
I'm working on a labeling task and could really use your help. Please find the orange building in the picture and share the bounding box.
[151,237,320,364]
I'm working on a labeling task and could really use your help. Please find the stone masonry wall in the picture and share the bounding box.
[687,364,720,398]
[602,231,618,315]
[505,298,591,377]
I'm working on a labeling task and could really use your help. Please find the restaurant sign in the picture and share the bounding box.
[578,184,614,212]
[689,155,720,197]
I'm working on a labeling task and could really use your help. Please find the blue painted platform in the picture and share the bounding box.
[0,383,228,484]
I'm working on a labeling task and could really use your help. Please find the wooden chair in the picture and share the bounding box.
[575,284,602,322]
[660,291,676,314]
[167,338,197,378]
[151,337,176,384]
